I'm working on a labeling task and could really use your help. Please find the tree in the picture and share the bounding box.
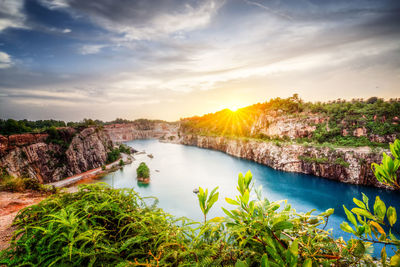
[136,162,150,179]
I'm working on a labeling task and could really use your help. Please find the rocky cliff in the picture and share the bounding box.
[179,134,389,188]
[0,127,113,183]
[104,122,179,142]
[250,111,397,143]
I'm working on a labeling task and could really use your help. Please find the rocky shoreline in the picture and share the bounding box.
[177,134,388,188]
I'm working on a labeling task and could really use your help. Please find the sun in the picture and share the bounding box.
[227,105,242,112]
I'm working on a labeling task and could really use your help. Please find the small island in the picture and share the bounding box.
[136,162,150,183]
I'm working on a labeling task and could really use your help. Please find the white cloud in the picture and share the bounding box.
[0,51,12,68]
[121,0,223,40]
[0,0,26,32]
[62,28,71,33]
[39,0,224,41]
[78,44,105,55]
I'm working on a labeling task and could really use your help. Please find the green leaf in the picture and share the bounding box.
[343,205,357,227]
[340,222,355,234]
[351,208,375,219]
[289,239,299,257]
[390,139,400,159]
[225,197,240,205]
[362,193,369,210]
[272,221,293,231]
[320,208,334,217]
[390,254,400,267]
[353,198,366,209]
[387,206,397,227]
[242,190,250,205]
[235,260,248,267]
[302,259,312,267]
[373,196,386,221]
[261,254,269,267]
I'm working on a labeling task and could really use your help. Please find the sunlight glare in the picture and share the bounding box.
[227,105,241,112]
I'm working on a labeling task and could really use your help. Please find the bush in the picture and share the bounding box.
[0,176,25,192]
[0,184,193,266]
[0,175,371,266]
[106,148,121,164]
[0,176,52,193]
[119,159,124,166]
[136,162,149,179]
[118,144,131,154]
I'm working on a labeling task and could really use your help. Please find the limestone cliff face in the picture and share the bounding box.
[0,127,113,183]
[104,122,179,142]
[179,134,388,188]
[250,111,397,143]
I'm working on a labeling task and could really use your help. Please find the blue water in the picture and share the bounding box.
[100,139,400,257]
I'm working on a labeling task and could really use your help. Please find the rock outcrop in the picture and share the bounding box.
[104,122,179,142]
[0,127,113,183]
[249,111,397,143]
[179,134,388,188]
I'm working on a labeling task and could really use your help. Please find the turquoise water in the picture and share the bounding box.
[100,139,400,256]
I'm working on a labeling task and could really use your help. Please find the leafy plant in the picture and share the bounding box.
[220,171,362,266]
[341,139,400,266]
[371,139,400,189]
[106,148,121,164]
[136,162,150,179]
[197,186,219,223]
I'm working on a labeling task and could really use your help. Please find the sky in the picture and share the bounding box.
[0,0,399,121]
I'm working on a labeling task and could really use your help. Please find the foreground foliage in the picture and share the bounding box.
[341,139,400,266]
[0,184,195,266]
[2,181,369,266]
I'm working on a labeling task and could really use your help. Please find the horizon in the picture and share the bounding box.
[1,0,399,121]
[1,94,398,123]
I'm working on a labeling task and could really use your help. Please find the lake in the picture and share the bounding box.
[100,139,400,256]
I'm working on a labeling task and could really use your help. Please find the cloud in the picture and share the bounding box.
[0,52,12,69]
[62,28,71,33]
[40,0,224,40]
[78,44,105,55]
[0,0,27,32]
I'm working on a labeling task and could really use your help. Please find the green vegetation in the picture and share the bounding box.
[0,183,194,266]
[298,155,329,164]
[197,186,219,223]
[0,169,54,193]
[181,95,400,148]
[119,159,124,166]
[106,144,132,164]
[136,162,150,179]
[0,119,66,135]
[0,118,168,136]
[0,174,374,266]
[118,143,132,154]
[106,148,121,164]
[340,139,400,266]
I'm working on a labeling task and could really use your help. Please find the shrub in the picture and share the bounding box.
[0,184,194,266]
[136,162,149,179]
[341,139,400,266]
[119,159,124,166]
[106,148,121,163]
[0,176,52,193]
[118,144,131,154]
